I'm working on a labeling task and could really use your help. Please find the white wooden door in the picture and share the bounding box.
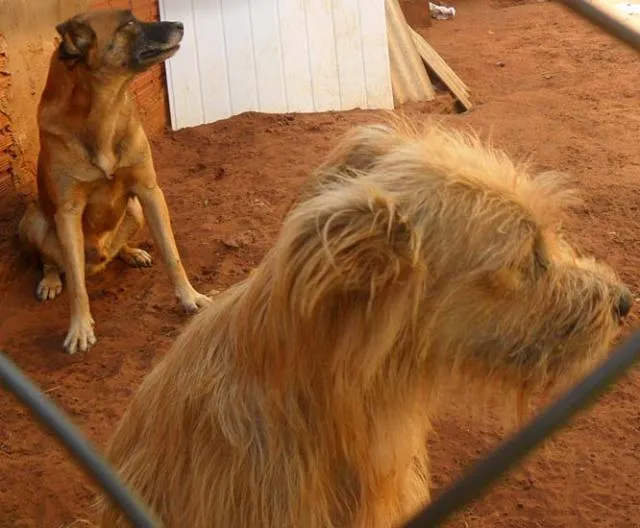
[158,0,394,130]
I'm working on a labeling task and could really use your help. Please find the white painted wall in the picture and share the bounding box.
[159,0,394,130]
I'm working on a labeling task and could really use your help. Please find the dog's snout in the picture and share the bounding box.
[616,286,634,319]
[174,21,184,31]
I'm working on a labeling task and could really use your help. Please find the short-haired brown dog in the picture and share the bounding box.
[99,121,633,527]
[18,9,211,355]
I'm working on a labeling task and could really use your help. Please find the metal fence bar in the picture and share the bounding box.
[400,330,640,528]
[399,4,640,523]
[559,0,640,51]
[1,7,639,528]
[0,351,158,527]
[4,327,640,528]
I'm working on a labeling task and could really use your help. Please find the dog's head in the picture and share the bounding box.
[55,9,184,74]
[271,122,632,394]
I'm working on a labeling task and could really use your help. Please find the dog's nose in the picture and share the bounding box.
[616,286,634,318]
[174,21,184,31]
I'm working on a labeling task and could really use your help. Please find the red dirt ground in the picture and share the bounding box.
[2,1,640,526]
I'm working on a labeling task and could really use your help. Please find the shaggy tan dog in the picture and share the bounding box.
[99,121,633,528]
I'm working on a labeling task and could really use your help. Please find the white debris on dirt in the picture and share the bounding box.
[429,2,456,20]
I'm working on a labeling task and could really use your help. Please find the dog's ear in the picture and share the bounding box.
[56,18,96,60]
[303,124,399,203]
[314,124,396,180]
[278,182,415,318]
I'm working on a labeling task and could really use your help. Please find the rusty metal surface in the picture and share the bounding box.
[385,0,435,106]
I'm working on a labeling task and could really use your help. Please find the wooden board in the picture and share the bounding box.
[159,0,394,130]
[409,26,472,111]
[385,0,435,105]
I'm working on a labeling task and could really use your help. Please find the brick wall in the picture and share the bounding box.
[0,36,15,200]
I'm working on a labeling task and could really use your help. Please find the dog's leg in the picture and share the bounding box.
[18,203,65,301]
[132,171,211,313]
[55,203,96,355]
[104,197,153,268]
[38,260,63,301]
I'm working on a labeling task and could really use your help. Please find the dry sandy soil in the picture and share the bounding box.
[1,0,640,526]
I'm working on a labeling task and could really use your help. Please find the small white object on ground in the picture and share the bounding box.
[616,3,640,15]
[429,2,456,20]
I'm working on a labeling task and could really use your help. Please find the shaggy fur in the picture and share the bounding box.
[99,121,633,528]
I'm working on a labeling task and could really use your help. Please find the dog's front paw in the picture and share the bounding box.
[119,246,153,268]
[63,316,96,355]
[36,275,63,301]
[176,287,213,314]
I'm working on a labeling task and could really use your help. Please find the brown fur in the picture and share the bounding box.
[18,9,211,355]
[99,120,632,527]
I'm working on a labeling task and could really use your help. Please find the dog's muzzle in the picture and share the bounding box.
[134,21,184,65]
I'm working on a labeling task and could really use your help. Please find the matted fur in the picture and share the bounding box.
[99,120,632,528]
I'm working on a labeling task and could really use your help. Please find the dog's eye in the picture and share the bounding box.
[126,20,134,26]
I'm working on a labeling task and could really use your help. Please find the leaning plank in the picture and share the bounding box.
[385,0,435,105]
[409,26,472,110]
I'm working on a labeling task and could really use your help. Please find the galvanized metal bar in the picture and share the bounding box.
[401,331,640,528]
[560,0,640,51]
[0,351,158,527]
